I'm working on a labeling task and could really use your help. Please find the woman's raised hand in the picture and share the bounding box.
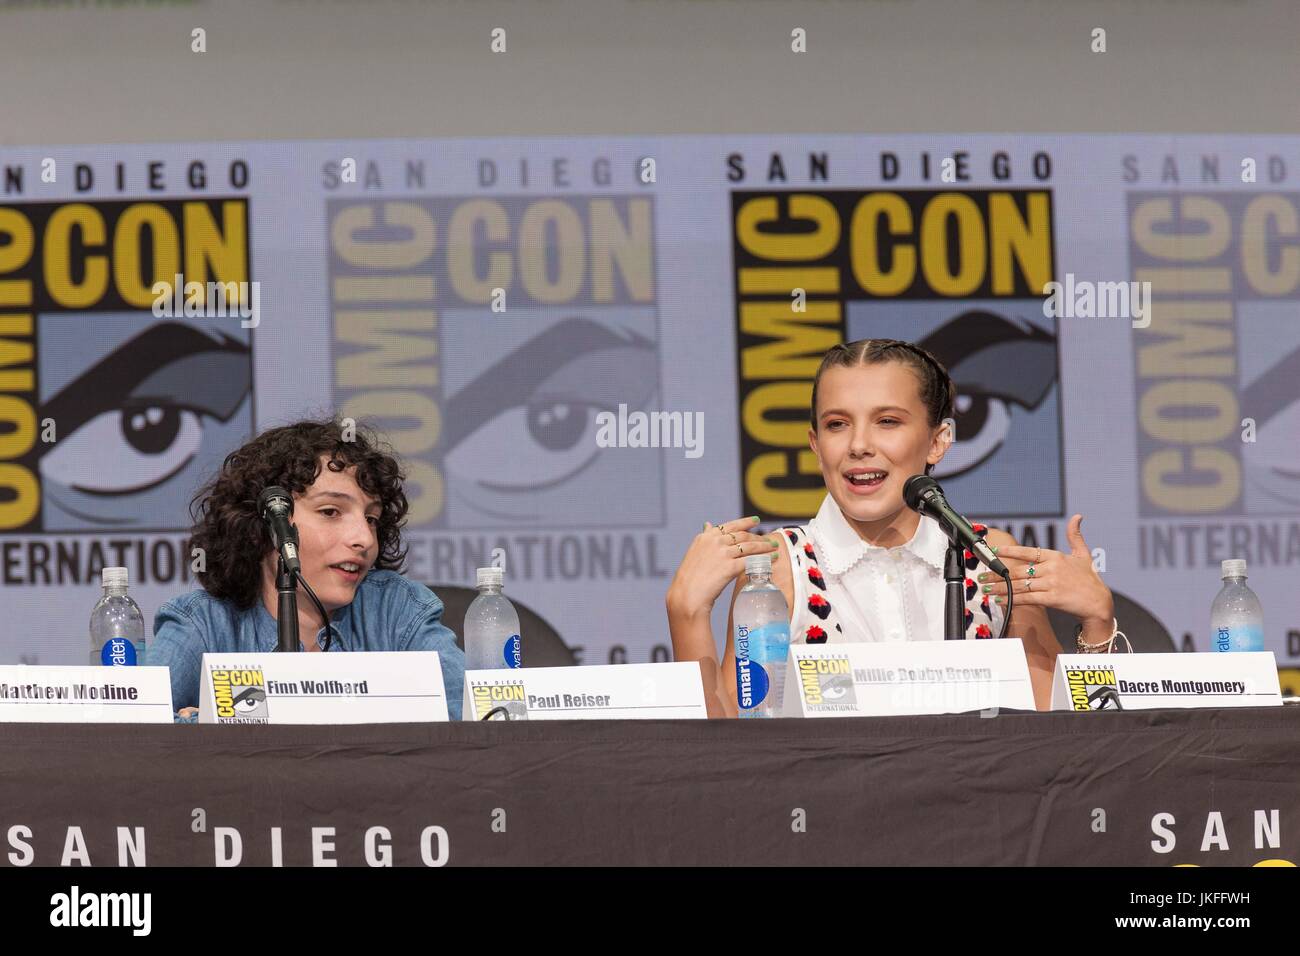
[978,514,1115,626]
[666,516,780,619]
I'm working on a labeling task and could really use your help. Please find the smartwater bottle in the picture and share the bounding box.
[464,567,522,670]
[1210,558,1264,652]
[89,567,146,666]
[734,553,792,718]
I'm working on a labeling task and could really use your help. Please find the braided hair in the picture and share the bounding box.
[809,339,956,476]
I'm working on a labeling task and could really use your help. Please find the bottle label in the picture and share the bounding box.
[503,634,522,669]
[738,658,770,710]
[1212,626,1264,653]
[100,637,138,666]
[736,623,780,709]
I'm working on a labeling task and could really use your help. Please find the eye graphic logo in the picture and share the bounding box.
[0,199,255,534]
[797,656,856,710]
[327,195,661,529]
[471,681,529,720]
[210,667,269,722]
[887,306,1064,516]
[732,187,1060,521]
[1128,191,1300,518]
[1064,665,1121,711]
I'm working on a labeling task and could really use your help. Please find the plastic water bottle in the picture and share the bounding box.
[89,567,145,666]
[1210,558,1264,653]
[734,553,791,718]
[464,567,522,670]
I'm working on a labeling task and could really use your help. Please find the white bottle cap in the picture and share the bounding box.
[102,567,128,588]
[476,566,504,588]
[745,553,773,576]
[1221,558,1247,579]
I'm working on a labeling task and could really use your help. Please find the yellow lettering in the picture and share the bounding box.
[1241,195,1300,296]
[447,200,511,302]
[113,204,180,307]
[989,192,1052,295]
[334,310,438,389]
[589,198,653,302]
[517,201,584,303]
[44,204,108,308]
[736,195,840,260]
[850,193,914,295]
[1132,197,1230,261]
[1142,448,1239,512]
[920,193,985,296]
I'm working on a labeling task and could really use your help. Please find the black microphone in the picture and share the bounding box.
[902,475,1008,577]
[257,486,301,575]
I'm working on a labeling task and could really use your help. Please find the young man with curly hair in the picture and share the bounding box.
[148,418,465,719]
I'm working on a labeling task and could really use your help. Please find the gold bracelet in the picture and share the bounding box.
[1074,617,1132,654]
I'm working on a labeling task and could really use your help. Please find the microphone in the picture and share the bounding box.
[257,486,301,575]
[902,475,1008,577]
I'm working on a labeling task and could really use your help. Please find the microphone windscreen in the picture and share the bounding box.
[257,486,293,517]
[902,474,939,512]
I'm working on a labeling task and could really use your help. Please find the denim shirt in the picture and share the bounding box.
[147,570,465,720]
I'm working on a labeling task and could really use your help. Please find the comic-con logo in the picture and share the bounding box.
[1129,192,1300,517]
[471,681,528,720]
[0,198,254,533]
[731,187,1059,521]
[326,195,660,529]
[797,655,856,710]
[1064,664,1121,710]
[211,667,269,722]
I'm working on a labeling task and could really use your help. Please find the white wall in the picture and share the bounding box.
[1,0,1297,147]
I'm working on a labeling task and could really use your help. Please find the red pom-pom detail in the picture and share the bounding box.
[807,594,832,619]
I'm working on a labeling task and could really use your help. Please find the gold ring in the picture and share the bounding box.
[728,532,737,545]
[735,544,743,557]
[1026,578,1032,592]
[1035,548,1043,563]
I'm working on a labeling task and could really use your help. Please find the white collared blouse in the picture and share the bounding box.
[780,495,1005,645]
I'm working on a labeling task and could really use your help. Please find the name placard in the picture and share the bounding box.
[198,652,448,724]
[463,662,707,720]
[1051,652,1281,711]
[783,640,1036,717]
[0,666,173,723]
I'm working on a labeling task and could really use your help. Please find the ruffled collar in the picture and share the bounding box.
[807,494,947,576]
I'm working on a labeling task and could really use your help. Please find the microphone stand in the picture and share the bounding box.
[276,555,300,653]
[943,537,966,641]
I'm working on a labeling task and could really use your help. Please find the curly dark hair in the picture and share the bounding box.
[189,418,409,608]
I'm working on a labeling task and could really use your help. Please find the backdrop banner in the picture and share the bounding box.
[0,135,1297,671]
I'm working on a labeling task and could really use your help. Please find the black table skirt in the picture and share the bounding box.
[3,707,1297,866]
